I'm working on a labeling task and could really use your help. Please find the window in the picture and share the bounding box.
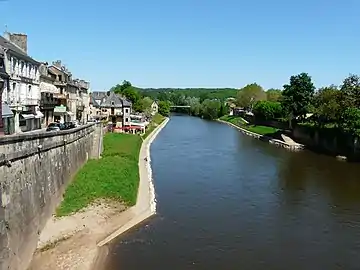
[0,60,3,68]
[58,75,62,81]
[125,118,129,122]
[125,108,129,114]
[111,101,115,106]
[28,85,31,92]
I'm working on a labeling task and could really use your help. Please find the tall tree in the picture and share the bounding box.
[236,83,266,109]
[340,74,360,108]
[282,73,315,125]
[313,85,341,126]
[158,101,171,116]
[266,88,282,101]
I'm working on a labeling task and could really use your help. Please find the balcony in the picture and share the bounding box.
[40,94,58,108]
[22,98,39,106]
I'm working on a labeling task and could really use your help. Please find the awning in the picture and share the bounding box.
[2,103,13,118]
[35,111,44,118]
[40,82,59,94]
[21,113,35,120]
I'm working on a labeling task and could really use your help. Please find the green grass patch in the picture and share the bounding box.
[219,115,279,135]
[142,113,165,139]
[245,125,279,135]
[56,114,166,217]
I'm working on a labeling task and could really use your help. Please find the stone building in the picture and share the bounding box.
[0,46,13,135]
[0,32,43,132]
[39,62,58,126]
[151,100,159,115]
[90,91,131,127]
[48,61,72,123]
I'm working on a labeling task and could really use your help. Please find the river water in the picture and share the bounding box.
[104,115,360,270]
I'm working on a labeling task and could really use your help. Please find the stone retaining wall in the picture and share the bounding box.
[218,120,304,151]
[0,123,103,270]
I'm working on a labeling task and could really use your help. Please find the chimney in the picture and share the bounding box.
[52,60,62,68]
[6,32,28,53]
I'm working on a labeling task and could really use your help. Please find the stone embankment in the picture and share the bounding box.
[0,123,103,270]
[29,118,169,270]
[218,119,304,151]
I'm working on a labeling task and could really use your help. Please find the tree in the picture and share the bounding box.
[123,86,140,104]
[340,74,360,108]
[313,85,341,126]
[158,101,171,116]
[253,100,283,120]
[282,73,315,125]
[340,107,360,135]
[141,97,154,117]
[236,83,266,110]
[201,99,222,120]
[266,89,282,102]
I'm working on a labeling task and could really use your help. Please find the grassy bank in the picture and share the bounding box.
[219,115,279,136]
[56,114,165,217]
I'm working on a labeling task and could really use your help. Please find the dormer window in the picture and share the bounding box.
[111,101,115,106]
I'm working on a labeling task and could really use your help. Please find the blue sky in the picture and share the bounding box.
[1,0,359,91]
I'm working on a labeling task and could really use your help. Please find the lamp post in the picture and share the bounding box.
[0,77,4,135]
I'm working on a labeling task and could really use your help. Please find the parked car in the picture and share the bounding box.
[46,122,66,132]
[64,122,76,129]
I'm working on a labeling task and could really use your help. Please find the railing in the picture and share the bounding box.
[22,98,39,106]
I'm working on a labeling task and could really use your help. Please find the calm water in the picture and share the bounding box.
[104,115,360,270]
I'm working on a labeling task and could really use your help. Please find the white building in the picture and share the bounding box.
[0,32,43,132]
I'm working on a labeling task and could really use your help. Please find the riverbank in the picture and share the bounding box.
[218,115,304,151]
[29,116,169,270]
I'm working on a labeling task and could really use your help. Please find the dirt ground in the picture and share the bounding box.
[29,200,126,270]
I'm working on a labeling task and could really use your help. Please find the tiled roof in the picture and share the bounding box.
[0,35,39,64]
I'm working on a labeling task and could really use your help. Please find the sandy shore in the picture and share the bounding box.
[29,118,169,270]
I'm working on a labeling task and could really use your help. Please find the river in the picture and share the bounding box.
[104,115,360,270]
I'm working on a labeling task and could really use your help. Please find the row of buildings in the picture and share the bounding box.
[0,32,91,135]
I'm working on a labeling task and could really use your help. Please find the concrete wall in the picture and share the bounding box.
[0,123,103,270]
[293,125,360,159]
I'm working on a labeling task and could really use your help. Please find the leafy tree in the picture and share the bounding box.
[340,107,360,135]
[158,101,171,116]
[282,73,315,124]
[266,88,282,101]
[236,83,266,110]
[340,74,360,108]
[253,100,283,120]
[313,85,341,126]
[123,86,140,104]
[201,99,222,120]
[141,97,154,117]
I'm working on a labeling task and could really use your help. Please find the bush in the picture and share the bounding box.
[253,100,283,120]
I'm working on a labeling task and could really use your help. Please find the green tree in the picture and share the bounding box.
[201,99,222,120]
[282,73,315,125]
[340,107,360,135]
[340,74,360,108]
[158,101,171,116]
[123,86,140,104]
[253,100,283,120]
[266,88,282,101]
[141,97,153,117]
[236,83,266,110]
[313,85,341,126]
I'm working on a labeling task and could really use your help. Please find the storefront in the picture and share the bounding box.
[40,82,59,127]
[2,103,14,135]
[53,105,73,123]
